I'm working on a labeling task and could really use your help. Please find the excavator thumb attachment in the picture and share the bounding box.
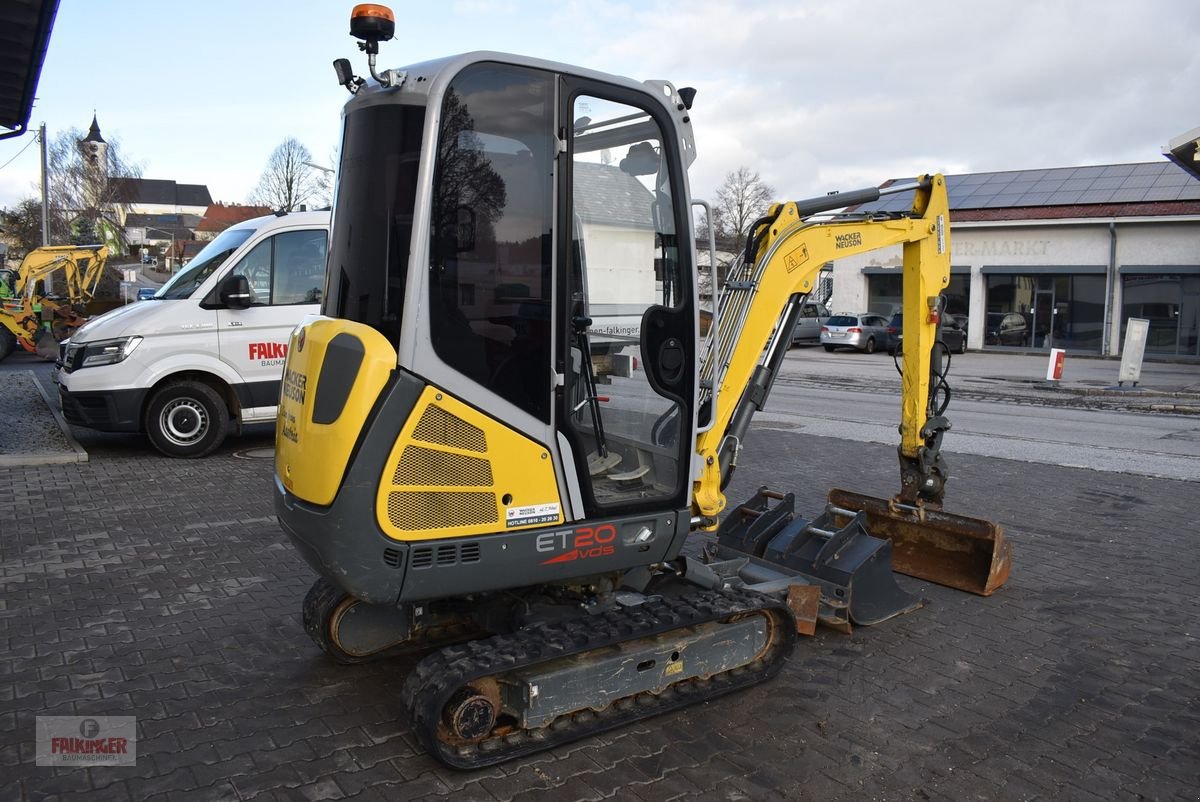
[827,489,1011,596]
[710,489,922,630]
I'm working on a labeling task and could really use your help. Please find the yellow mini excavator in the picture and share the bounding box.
[0,243,109,361]
[274,4,1011,769]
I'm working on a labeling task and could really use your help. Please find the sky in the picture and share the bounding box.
[1,0,1197,212]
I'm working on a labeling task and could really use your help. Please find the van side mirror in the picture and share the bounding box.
[220,274,254,309]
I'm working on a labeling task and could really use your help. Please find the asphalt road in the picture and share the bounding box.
[759,381,1200,482]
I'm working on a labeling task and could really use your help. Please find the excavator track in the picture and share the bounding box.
[402,586,796,769]
[303,579,480,664]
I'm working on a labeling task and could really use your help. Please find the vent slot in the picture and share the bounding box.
[411,547,433,569]
[409,542,483,571]
[411,405,487,453]
[382,548,403,568]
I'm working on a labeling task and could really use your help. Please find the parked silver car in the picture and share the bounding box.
[790,301,830,346]
[821,313,890,353]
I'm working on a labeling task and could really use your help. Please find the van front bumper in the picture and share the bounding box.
[58,384,145,432]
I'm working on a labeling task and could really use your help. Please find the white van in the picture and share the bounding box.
[57,211,330,458]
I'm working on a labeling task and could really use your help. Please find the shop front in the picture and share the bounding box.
[980,267,1107,352]
[1119,267,1200,358]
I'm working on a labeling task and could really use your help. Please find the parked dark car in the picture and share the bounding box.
[886,312,967,355]
[821,313,889,353]
[985,312,1029,346]
[135,286,157,301]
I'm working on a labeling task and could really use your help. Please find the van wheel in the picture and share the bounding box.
[145,381,229,458]
[864,337,876,354]
[958,338,968,354]
[0,329,15,362]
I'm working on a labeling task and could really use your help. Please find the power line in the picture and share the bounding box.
[0,135,40,173]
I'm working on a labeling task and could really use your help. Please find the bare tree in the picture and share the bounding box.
[45,127,141,246]
[713,166,775,261]
[250,138,325,212]
[1,198,64,257]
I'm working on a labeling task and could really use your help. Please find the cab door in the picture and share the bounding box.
[216,228,328,413]
[558,82,696,516]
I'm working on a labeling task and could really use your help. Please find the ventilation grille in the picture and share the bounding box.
[411,542,482,570]
[387,491,497,531]
[411,405,487,453]
[393,445,493,487]
[382,548,403,568]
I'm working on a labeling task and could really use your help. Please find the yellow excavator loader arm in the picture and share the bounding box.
[694,175,950,516]
[694,175,1010,596]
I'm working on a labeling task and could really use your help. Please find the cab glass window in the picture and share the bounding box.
[427,63,555,421]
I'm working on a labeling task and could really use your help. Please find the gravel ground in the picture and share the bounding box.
[0,370,85,465]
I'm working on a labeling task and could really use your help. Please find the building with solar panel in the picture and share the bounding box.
[833,158,1200,360]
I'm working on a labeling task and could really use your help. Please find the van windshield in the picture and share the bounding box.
[157,228,255,300]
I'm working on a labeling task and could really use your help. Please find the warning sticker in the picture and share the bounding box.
[506,503,560,528]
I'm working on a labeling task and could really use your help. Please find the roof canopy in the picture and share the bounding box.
[1164,128,1200,181]
[0,0,60,138]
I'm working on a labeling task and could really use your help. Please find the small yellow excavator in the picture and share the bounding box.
[0,244,109,361]
[273,4,1011,769]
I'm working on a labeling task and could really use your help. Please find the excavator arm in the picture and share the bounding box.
[695,175,951,517]
[695,175,1011,598]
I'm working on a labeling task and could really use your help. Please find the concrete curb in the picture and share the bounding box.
[0,370,88,467]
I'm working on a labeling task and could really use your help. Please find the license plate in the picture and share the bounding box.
[831,332,846,338]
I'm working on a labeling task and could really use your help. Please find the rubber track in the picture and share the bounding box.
[401,585,796,769]
[303,579,476,664]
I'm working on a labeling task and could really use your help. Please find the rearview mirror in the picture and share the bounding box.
[220,274,254,309]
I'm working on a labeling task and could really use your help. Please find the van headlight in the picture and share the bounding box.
[79,336,143,368]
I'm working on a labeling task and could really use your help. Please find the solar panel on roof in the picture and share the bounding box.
[1153,173,1190,187]
[1123,175,1158,188]
[843,161,1197,213]
[1017,192,1053,205]
[1109,188,1149,202]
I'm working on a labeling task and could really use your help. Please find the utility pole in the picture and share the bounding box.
[39,122,49,246]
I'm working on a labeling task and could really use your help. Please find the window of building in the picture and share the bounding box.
[1120,273,1200,358]
[865,272,970,317]
[983,273,1105,351]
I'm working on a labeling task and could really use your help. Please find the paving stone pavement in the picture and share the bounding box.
[1,424,1198,801]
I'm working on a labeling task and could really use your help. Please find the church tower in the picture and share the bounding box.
[78,113,108,211]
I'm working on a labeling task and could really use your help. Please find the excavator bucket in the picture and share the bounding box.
[827,488,1011,596]
[34,331,60,361]
[711,489,922,630]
